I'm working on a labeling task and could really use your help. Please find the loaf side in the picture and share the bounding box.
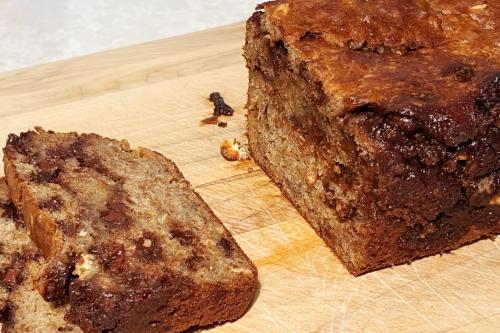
[245,0,499,274]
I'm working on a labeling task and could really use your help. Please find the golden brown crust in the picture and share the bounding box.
[257,0,499,147]
[262,0,445,50]
[4,159,62,259]
[261,0,499,56]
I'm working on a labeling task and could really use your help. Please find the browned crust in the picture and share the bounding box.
[261,0,445,51]
[69,271,258,333]
[256,0,500,147]
[4,157,62,259]
[0,177,44,330]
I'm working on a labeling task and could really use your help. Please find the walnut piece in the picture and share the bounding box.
[73,253,98,280]
[220,139,248,161]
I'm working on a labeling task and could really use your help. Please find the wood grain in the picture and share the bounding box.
[0,23,498,333]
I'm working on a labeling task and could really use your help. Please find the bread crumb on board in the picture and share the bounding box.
[220,139,249,162]
[200,92,234,127]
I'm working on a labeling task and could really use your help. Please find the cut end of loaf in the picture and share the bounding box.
[244,2,499,275]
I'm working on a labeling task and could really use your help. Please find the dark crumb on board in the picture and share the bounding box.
[209,92,234,116]
[200,92,234,127]
[200,115,220,125]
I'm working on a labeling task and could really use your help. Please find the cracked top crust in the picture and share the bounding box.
[261,0,499,56]
[257,0,499,147]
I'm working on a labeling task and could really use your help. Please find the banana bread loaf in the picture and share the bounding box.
[0,178,81,333]
[3,128,258,332]
[245,0,499,275]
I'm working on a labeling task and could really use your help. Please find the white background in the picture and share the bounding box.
[0,0,261,73]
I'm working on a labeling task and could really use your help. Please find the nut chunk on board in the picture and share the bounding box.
[3,128,258,333]
[0,178,82,333]
[245,0,499,275]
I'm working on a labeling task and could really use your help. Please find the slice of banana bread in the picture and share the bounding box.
[0,178,82,333]
[245,0,499,275]
[3,128,258,333]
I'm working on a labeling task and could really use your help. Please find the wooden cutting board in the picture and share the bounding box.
[0,23,498,333]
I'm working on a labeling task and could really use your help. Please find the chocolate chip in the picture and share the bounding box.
[209,92,235,116]
[6,132,32,155]
[0,301,12,322]
[47,136,122,182]
[0,201,17,220]
[170,227,198,247]
[39,196,64,212]
[185,254,204,271]
[90,242,126,272]
[0,252,29,291]
[6,133,20,146]
[100,198,131,229]
[134,231,163,263]
[55,219,78,237]
[217,238,233,257]
[35,255,75,302]
[475,73,499,114]
[33,168,61,183]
